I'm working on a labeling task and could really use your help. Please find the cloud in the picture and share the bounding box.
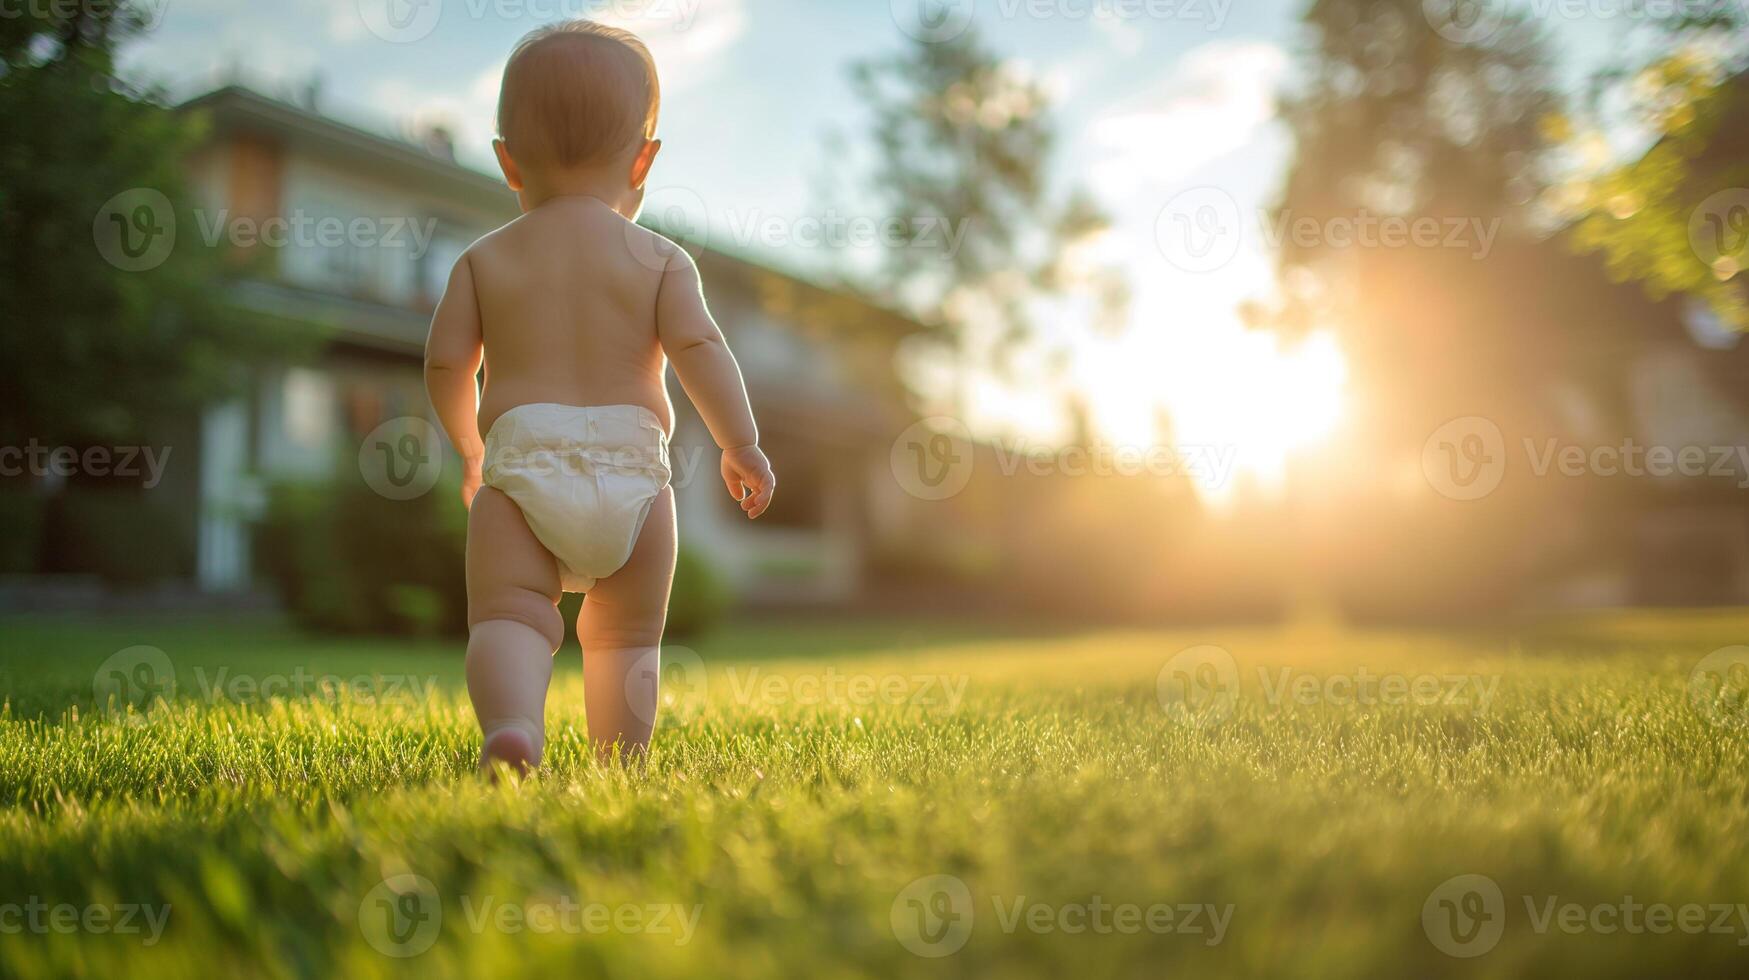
[371,63,504,167]
[1088,40,1287,192]
[368,0,749,165]
[1092,14,1144,56]
[595,0,747,91]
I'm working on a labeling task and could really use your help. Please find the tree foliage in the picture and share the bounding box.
[1272,0,1562,333]
[0,0,295,447]
[842,32,1125,421]
[1554,15,1749,331]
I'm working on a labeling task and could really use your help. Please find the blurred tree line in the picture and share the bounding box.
[0,1,293,446]
[0,1,297,579]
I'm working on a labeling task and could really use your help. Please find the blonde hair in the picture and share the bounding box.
[496,21,660,168]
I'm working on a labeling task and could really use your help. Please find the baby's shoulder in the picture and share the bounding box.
[620,219,692,274]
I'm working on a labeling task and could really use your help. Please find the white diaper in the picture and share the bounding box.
[482,403,672,593]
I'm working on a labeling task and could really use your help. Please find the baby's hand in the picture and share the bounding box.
[720,445,775,519]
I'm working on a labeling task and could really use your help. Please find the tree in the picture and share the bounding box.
[1554,12,1749,331]
[839,31,1126,429]
[1272,0,1562,334]
[0,0,295,449]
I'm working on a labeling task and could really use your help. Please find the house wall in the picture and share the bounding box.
[188,102,906,605]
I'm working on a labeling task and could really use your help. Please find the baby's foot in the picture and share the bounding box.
[480,727,539,780]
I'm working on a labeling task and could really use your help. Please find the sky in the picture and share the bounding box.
[118,0,1630,499]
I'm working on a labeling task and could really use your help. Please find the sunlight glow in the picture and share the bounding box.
[1084,315,1349,501]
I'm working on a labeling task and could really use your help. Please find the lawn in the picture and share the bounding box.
[1,610,1747,978]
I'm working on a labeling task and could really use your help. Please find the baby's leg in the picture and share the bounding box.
[465,486,563,777]
[577,486,677,763]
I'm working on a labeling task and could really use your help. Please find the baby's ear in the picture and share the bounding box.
[492,139,525,192]
[630,138,662,190]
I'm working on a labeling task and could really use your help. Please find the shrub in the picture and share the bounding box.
[257,474,730,638]
[256,474,468,635]
[43,487,190,584]
[666,546,730,638]
[0,488,45,574]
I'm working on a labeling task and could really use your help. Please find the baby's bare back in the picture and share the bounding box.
[467,197,673,436]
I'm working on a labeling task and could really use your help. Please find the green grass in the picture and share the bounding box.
[1,611,1747,978]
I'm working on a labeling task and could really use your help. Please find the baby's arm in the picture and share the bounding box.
[424,253,487,506]
[656,247,775,519]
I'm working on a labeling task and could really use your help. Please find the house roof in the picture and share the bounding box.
[179,83,927,340]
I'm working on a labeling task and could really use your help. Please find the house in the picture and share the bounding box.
[176,84,924,605]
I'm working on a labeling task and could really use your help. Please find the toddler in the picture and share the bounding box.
[424,20,774,775]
